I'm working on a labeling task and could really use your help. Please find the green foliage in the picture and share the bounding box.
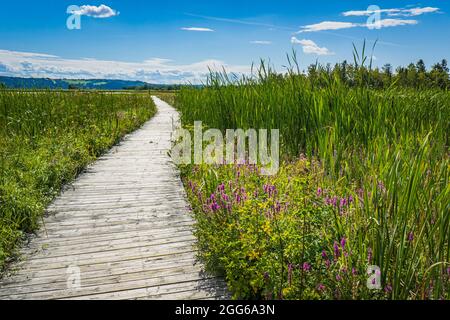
[0,91,157,270]
[176,53,450,300]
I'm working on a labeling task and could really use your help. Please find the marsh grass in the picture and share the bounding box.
[0,90,156,269]
[175,53,450,299]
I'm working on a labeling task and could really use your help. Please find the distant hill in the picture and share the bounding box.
[0,76,181,90]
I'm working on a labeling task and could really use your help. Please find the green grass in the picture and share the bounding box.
[0,90,157,270]
[174,59,450,299]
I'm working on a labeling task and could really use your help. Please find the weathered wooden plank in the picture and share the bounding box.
[0,97,227,300]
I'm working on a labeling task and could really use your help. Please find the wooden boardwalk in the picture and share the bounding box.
[0,97,228,300]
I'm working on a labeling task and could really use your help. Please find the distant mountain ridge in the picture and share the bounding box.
[0,76,180,90]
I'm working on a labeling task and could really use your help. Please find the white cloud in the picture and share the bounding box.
[71,4,119,18]
[0,49,250,84]
[250,40,272,45]
[181,27,214,32]
[368,19,418,28]
[342,6,440,17]
[343,9,400,17]
[291,37,334,56]
[297,19,418,33]
[402,7,440,16]
[298,21,358,33]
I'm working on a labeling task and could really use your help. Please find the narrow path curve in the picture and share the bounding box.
[0,97,228,300]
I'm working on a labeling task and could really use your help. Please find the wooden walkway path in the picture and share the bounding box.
[0,97,228,300]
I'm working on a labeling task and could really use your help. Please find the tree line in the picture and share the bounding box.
[306,58,449,90]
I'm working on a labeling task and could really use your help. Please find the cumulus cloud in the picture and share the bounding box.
[180,27,214,32]
[291,37,334,56]
[297,19,418,33]
[250,40,272,45]
[0,49,250,84]
[342,6,440,17]
[70,4,119,18]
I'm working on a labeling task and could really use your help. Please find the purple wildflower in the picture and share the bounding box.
[317,284,326,292]
[340,237,346,249]
[352,268,357,276]
[340,198,347,208]
[303,262,311,272]
[321,250,328,259]
[384,284,393,293]
[334,241,340,259]
[407,231,414,242]
[348,195,354,203]
[275,201,281,213]
[317,187,323,197]
[357,188,364,198]
[378,181,386,192]
[336,274,342,282]
[210,201,220,212]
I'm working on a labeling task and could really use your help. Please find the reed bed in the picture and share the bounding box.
[174,58,450,300]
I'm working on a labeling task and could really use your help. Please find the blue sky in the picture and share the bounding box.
[0,1,448,83]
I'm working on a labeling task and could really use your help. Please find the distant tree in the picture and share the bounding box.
[0,82,6,89]
[68,84,78,90]
[430,59,450,89]
[381,64,393,86]
[416,59,426,73]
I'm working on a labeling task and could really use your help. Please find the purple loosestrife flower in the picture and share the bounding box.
[275,201,281,213]
[303,262,311,272]
[336,274,342,282]
[331,197,338,207]
[384,284,393,293]
[317,284,326,292]
[340,198,347,208]
[368,248,373,264]
[378,181,386,193]
[334,241,340,259]
[348,195,354,204]
[340,237,346,249]
[352,268,357,276]
[321,250,327,259]
[357,188,364,199]
[210,202,220,212]
[408,231,414,242]
[325,259,331,269]
[317,187,323,197]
